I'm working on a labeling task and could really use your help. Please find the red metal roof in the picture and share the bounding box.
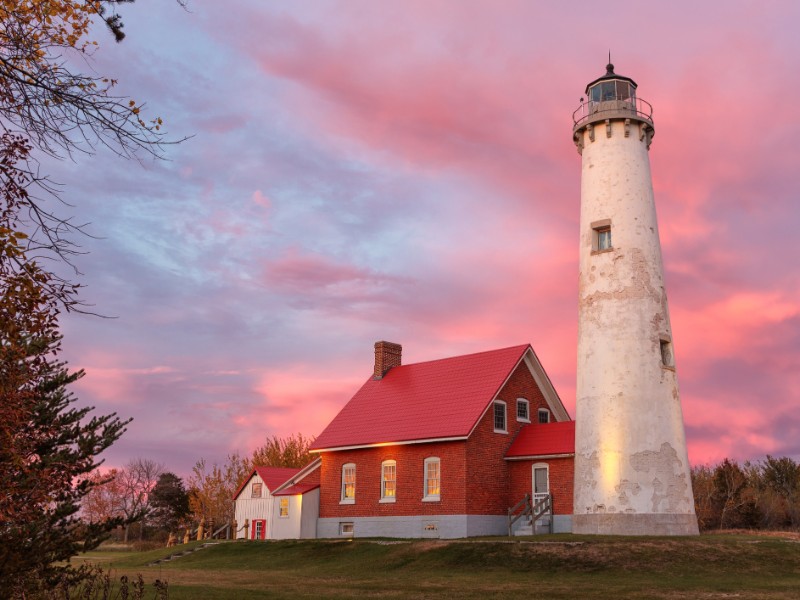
[505,421,575,458]
[232,466,302,500]
[310,345,530,451]
[273,482,320,496]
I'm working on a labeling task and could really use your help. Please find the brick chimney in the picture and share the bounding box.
[374,341,402,379]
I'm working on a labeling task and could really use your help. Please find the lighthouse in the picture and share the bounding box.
[571,63,699,535]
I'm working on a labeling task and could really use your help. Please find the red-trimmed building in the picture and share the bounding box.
[308,341,575,538]
[233,466,302,540]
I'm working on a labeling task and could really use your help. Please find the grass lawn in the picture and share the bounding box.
[74,532,800,599]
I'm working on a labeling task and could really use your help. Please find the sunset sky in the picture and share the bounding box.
[51,0,800,476]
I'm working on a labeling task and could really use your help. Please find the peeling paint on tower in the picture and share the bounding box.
[571,62,699,536]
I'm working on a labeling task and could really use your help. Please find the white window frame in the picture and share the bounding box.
[254,520,264,539]
[339,522,354,536]
[493,400,507,433]
[516,398,530,423]
[251,482,262,498]
[340,463,356,504]
[538,408,550,424]
[423,457,440,502]
[380,460,397,502]
[278,497,289,518]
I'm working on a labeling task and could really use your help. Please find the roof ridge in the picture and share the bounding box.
[391,343,530,370]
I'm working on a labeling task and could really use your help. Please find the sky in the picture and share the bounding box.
[45,0,800,476]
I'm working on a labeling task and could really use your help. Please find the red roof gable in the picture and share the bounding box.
[505,421,575,458]
[232,466,301,500]
[310,345,530,451]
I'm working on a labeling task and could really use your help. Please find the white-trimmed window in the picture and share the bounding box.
[494,400,507,433]
[423,457,440,501]
[339,522,354,536]
[341,463,356,503]
[279,497,289,518]
[381,460,397,502]
[516,398,530,422]
[538,408,550,424]
[251,482,262,498]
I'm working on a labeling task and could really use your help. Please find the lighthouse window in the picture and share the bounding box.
[591,220,613,252]
[660,338,674,368]
[597,228,611,250]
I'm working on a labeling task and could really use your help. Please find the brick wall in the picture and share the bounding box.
[317,356,572,520]
[465,359,553,515]
[318,441,467,518]
[508,457,574,515]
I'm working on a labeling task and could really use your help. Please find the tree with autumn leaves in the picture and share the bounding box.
[187,434,315,535]
[0,1,180,595]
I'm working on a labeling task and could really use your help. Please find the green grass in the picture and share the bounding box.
[74,533,800,599]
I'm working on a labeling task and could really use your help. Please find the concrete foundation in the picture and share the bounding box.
[573,513,699,536]
[318,514,509,539]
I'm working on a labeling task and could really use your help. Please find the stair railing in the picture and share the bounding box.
[507,493,533,536]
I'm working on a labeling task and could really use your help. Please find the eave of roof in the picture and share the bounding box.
[231,466,302,501]
[273,482,320,496]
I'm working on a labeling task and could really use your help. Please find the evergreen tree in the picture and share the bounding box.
[150,472,190,534]
[0,134,129,596]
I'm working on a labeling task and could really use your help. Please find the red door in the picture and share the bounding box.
[251,519,266,540]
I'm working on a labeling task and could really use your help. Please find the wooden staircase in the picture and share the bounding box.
[507,493,553,536]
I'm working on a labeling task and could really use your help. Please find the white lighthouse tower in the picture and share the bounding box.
[571,62,698,535]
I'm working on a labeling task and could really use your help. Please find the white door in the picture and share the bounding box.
[533,465,549,506]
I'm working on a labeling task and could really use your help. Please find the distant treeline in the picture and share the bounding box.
[691,456,800,531]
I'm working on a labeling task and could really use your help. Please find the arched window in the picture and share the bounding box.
[381,460,397,502]
[538,408,551,424]
[341,463,356,503]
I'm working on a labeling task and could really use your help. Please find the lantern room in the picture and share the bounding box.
[587,65,636,104]
[572,61,654,153]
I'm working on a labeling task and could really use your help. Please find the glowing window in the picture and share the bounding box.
[381,460,396,501]
[341,463,356,503]
[279,497,289,518]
